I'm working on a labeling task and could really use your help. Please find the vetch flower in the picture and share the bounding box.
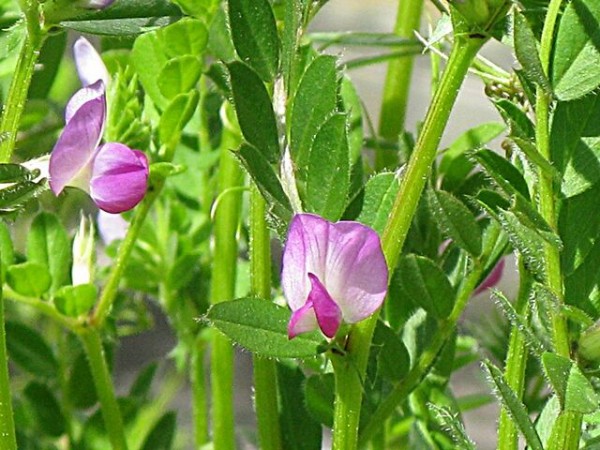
[282,214,388,339]
[82,0,115,9]
[49,39,149,214]
[473,258,505,296]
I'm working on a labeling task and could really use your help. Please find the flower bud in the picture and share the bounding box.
[72,215,95,286]
[450,0,510,31]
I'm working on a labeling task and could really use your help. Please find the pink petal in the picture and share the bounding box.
[65,80,105,123]
[307,273,342,338]
[281,214,388,325]
[49,87,106,195]
[73,38,110,88]
[288,300,318,339]
[474,258,505,295]
[89,144,149,213]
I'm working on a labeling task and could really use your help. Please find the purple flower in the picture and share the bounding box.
[82,0,115,10]
[282,214,388,339]
[49,39,148,214]
[473,258,505,296]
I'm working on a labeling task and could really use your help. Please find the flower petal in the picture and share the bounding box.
[308,273,342,338]
[281,214,330,311]
[288,300,318,339]
[474,258,505,295]
[65,80,105,123]
[73,38,111,88]
[89,143,149,213]
[323,220,388,323]
[83,0,115,9]
[281,213,388,326]
[49,87,106,195]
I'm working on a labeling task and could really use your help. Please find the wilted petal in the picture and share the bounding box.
[282,214,388,330]
[89,143,149,213]
[73,37,110,88]
[49,88,106,195]
[308,273,342,338]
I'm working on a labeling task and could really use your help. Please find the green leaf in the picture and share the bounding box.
[559,184,600,275]
[304,373,334,427]
[552,0,600,101]
[439,122,505,174]
[495,208,547,279]
[357,172,400,235]
[130,362,158,399]
[278,363,323,450]
[235,143,292,223]
[0,220,14,273]
[0,180,45,212]
[372,321,410,381]
[5,321,58,378]
[67,351,98,409]
[473,148,530,199]
[551,94,600,198]
[305,114,350,221]
[0,164,36,183]
[158,90,199,150]
[397,254,455,319]
[495,99,535,139]
[140,411,176,450]
[514,12,552,95]
[131,17,208,109]
[61,0,184,35]
[483,360,544,450]
[228,61,280,162]
[428,189,482,257]
[290,55,339,173]
[6,262,51,297]
[228,0,279,81]
[24,382,66,437]
[53,284,97,317]
[542,352,599,414]
[157,55,202,99]
[492,290,546,359]
[205,297,325,358]
[429,404,477,450]
[27,212,71,293]
[28,33,67,99]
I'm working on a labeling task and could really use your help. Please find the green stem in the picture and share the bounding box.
[535,0,569,359]
[358,263,484,446]
[79,328,128,450]
[381,35,486,270]
[331,353,363,450]
[250,186,282,450]
[497,258,531,450]
[209,117,243,450]
[332,33,486,450]
[535,0,582,443]
[0,282,17,450]
[0,33,43,163]
[90,182,162,328]
[192,334,209,448]
[376,0,424,170]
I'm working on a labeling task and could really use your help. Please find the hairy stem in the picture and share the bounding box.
[209,116,243,450]
[333,34,486,449]
[0,34,43,163]
[250,186,282,450]
[79,328,128,450]
[497,258,531,450]
[0,282,17,450]
[376,0,424,170]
